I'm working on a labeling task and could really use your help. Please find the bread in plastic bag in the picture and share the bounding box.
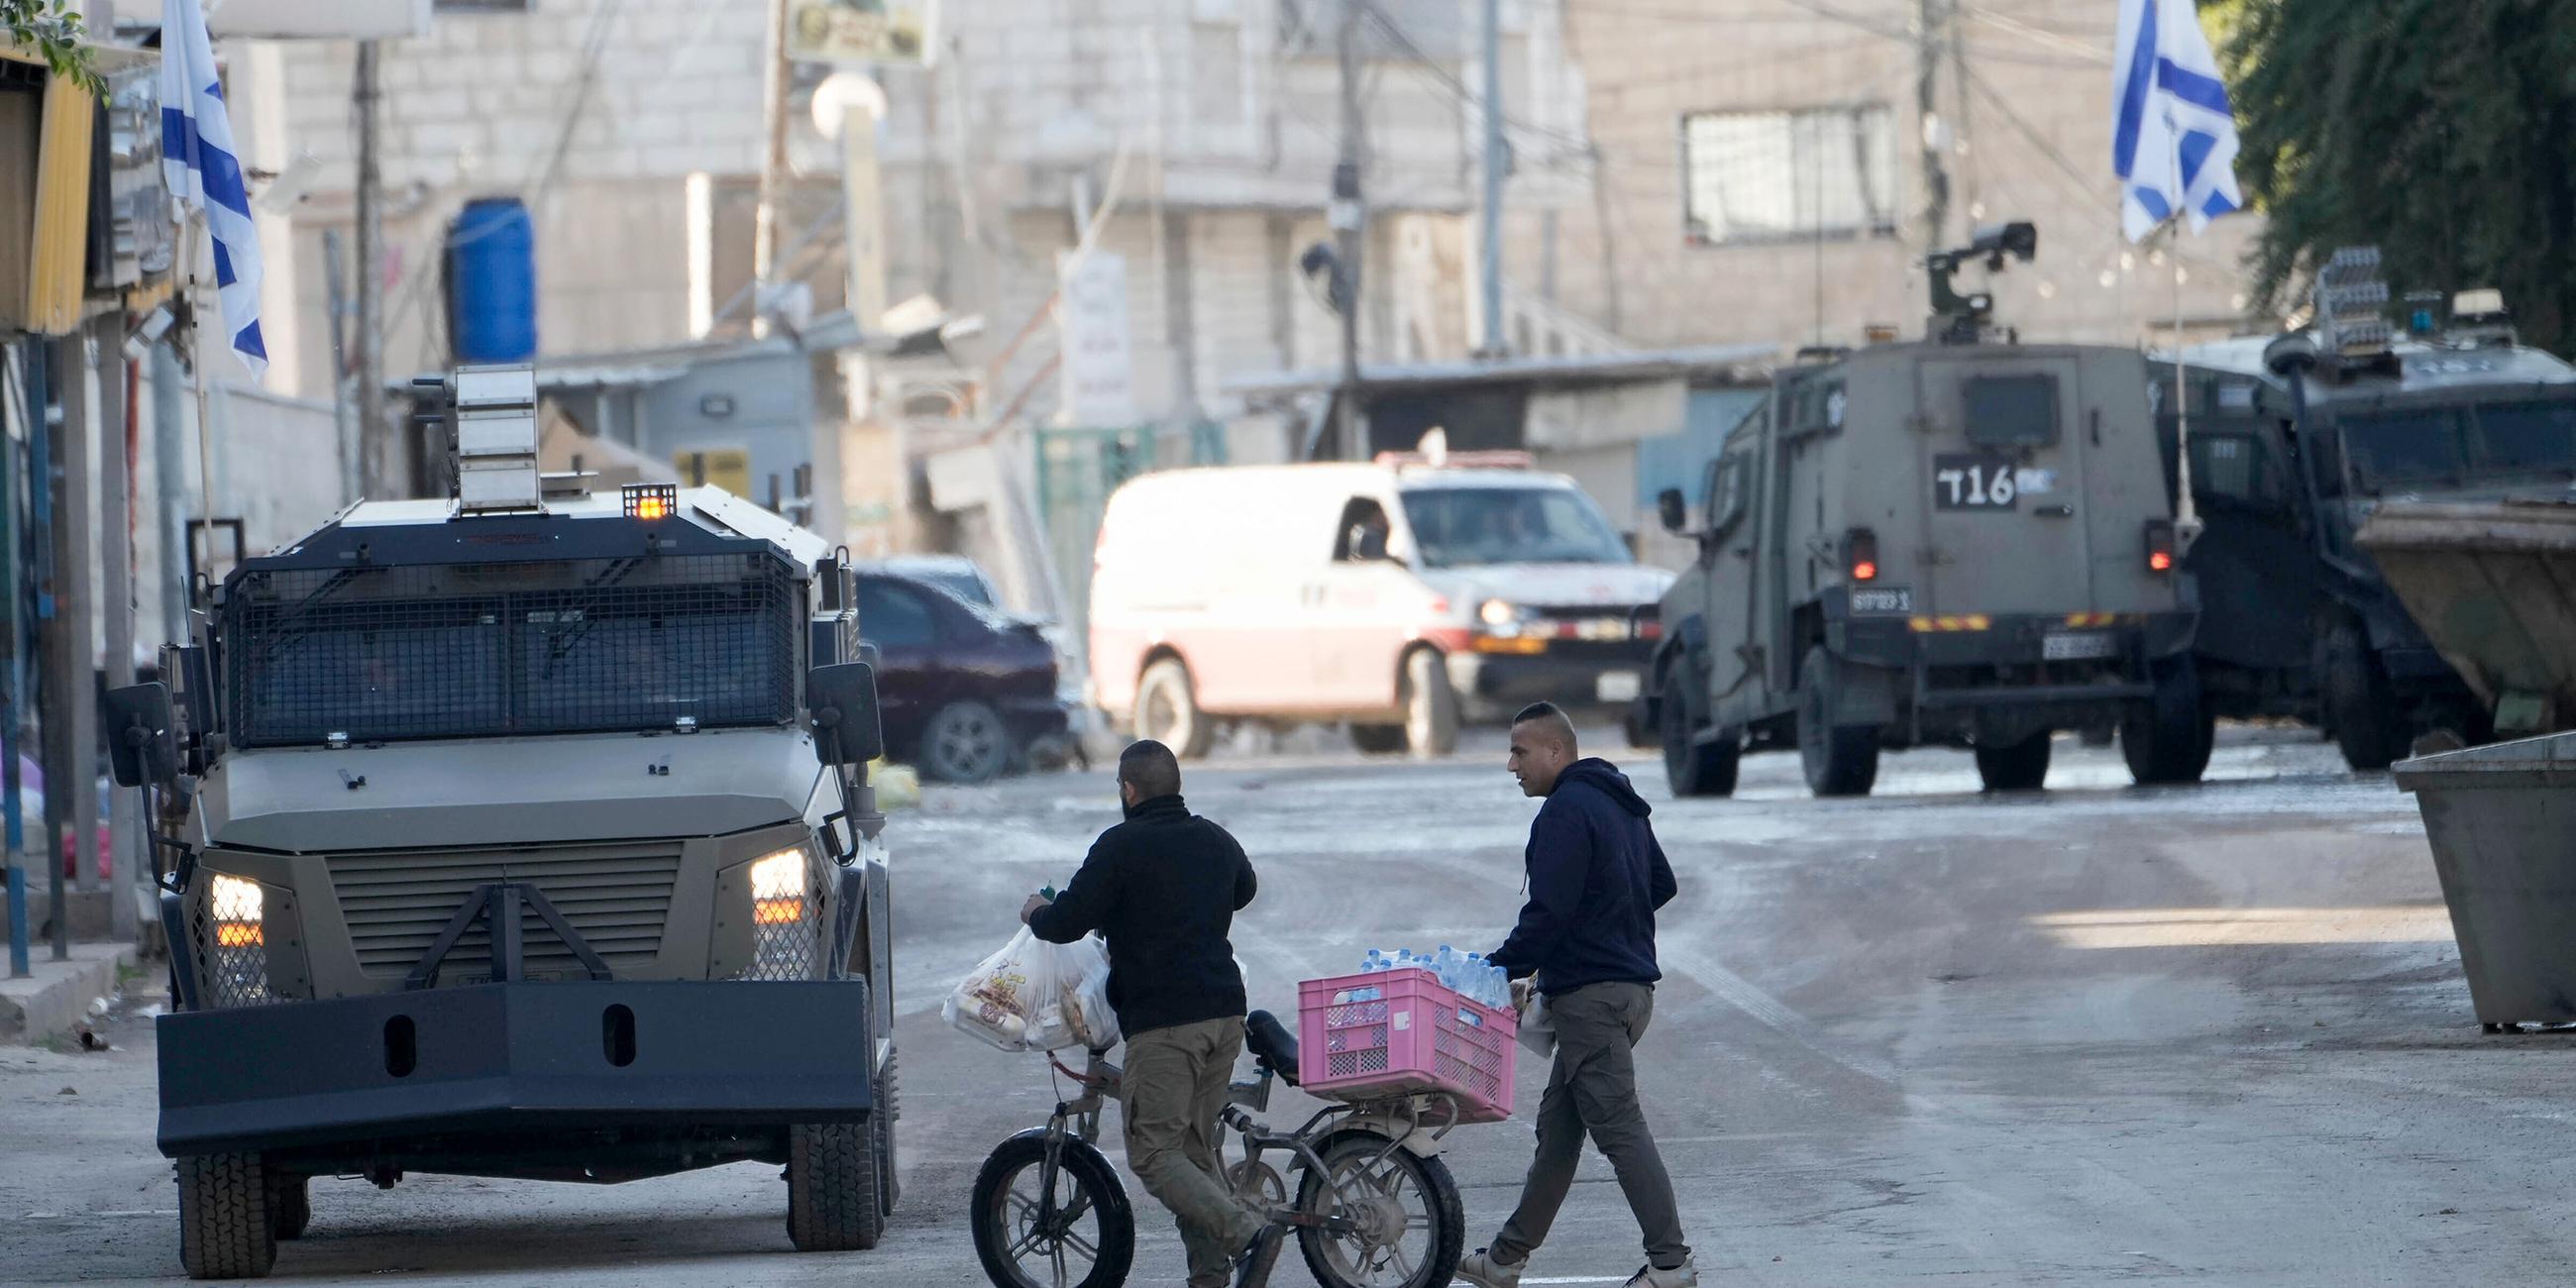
[945,926,1120,1053]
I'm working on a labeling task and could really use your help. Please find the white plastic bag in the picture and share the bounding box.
[945,927,1119,1053]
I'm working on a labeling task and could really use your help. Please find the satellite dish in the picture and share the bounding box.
[811,72,890,140]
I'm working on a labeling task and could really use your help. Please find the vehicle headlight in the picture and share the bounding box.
[730,846,823,981]
[749,848,807,926]
[198,874,272,1008]
[1479,598,1523,629]
[210,874,264,947]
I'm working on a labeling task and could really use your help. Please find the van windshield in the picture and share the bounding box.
[1400,486,1631,569]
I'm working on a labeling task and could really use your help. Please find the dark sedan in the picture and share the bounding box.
[858,570,1072,783]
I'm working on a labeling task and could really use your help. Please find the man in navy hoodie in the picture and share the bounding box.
[1457,702,1696,1288]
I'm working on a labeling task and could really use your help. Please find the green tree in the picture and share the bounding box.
[2217,0,2576,353]
[4,0,101,93]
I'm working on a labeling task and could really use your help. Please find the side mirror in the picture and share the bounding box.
[105,683,180,787]
[1656,487,1688,535]
[807,662,886,767]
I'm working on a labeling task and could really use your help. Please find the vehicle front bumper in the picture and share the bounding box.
[158,980,874,1157]
[1448,643,1652,711]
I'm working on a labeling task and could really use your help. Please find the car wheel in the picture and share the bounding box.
[1349,723,1408,755]
[1661,665,1738,799]
[1401,649,1459,759]
[921,700,1011,784]
[1797,645,1879,798]
[2122,655,2214,785]
[1974,731,2052,792]
[1136,659,1215,759]
[2322,618,2408,771]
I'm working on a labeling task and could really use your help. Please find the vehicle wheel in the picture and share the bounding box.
[971,1132,1135,1288]
[2123,655,2215,785]
[1136,658,1215,760]
[789,973,885,1253]
[177,1152,275,1280]
[2322,618,2409,771]
[1796,646,1879,798]
[1661,670,1739,799]
[921,700,1012,784]
[267,1173,311,1241]
[1974,732,2052,792]
[874,1053,900,1217]
[1294,1131,1465,1288]
[1400,649,1459,759]
[1349,723,1407,755]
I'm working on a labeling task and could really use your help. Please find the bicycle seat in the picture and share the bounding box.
[1244,1010,1301,1087]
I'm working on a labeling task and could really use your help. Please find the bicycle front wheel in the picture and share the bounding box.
[971,1132,1135,1288]
[1293,1130,1465,1288]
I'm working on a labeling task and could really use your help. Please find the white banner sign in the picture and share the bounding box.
[1056,251,1138,428]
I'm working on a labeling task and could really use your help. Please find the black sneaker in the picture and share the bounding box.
[1233,1224,1285,1287]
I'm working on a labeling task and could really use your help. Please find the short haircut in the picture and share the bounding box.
[1119,739,1183,799]
[1511,701,1578,753]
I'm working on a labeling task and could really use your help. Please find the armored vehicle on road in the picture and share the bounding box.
[124,368,900,1279]
[1647,224,2207,798]
[2158,250,2576,767]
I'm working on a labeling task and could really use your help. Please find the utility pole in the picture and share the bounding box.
[1916,0,1950,248]
[753,0,796,338]
[354,42,387,497]
[324,229,358,506]
[100,318,136,942]
[1477,0,1506,360]
[1332,0,1367,460]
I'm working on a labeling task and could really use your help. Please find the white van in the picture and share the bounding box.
[1089,452,1674,758]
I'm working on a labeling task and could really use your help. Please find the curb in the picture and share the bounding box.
[0,942,140,1044]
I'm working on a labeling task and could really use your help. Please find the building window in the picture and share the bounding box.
[1681,105,1899,247]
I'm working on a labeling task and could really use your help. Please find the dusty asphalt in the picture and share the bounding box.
[5,726,2570,1286]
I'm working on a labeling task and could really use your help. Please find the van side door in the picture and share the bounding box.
[1306,493,1415,713]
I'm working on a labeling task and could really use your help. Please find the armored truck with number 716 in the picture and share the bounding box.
[119,367,902,1279]
[1643,222,2208,798]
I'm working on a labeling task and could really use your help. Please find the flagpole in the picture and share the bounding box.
[179,212,218,590]
[2167,145,2199,552]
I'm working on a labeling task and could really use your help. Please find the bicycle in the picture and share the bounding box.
[969,1009,1471,1288]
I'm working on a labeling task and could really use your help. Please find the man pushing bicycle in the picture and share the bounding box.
[1024,739,1283,1287]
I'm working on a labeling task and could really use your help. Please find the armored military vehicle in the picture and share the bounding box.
[1646,223,2207,798]
[120,368,900,1279]
[2157,248,2576,768]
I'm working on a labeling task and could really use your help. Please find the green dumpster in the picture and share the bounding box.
[2394,731,2576,1031]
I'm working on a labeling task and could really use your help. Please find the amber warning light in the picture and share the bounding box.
[623,483,678,520]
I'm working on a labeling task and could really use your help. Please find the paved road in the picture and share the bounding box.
[7,728,2570,1286]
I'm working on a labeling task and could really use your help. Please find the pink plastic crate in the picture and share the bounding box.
[1297,968,1518,1124]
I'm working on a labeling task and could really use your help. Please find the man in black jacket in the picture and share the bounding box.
[1024,740,1277,1288]
[1458,703,1697,1288]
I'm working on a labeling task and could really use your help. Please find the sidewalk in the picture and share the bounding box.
[0,942,140,1044]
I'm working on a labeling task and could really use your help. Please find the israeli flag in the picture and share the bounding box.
[160,0,267,377]
[2111,0,2244,243]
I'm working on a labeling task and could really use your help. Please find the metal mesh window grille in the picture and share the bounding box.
[732,863,827,982]
[187,892,275,1010]
[224,554,799,747]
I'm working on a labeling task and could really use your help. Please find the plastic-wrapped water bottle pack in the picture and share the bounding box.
[1350,944,1511,1008]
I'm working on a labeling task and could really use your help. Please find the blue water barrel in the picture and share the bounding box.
[444,196,538,364]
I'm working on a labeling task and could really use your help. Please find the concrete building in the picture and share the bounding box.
[1491,0,2262,357]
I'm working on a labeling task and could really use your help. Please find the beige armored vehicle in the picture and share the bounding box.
[1645,224,2208,797]
[118,368,900,1279]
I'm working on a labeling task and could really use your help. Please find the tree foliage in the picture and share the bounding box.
[4,0,101,94]
[2217,0,2576,353]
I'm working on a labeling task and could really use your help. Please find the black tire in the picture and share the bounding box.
[1350,723,1408,755]
[1400,649,1459,759]
[177,1152,275,1280]
[971,1132,1135,1288]
[1661,669,1739,799]
[1796,645,1879,798]
[874,1053,900,1218]
[2123,656,2216,785]
[788,982,884,1252]
[267,1173,311,1241]
[2322,618,2408,771]
[1294,1132,1465,1288]
[921,700,1013,784]
[1975,732,2052,792]
[1136,658,1215,760]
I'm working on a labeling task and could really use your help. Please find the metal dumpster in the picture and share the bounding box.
[2358,498,2576,738]
[2394,730,2576,1031]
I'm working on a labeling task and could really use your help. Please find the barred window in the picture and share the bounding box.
[1681,105,1899,247]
